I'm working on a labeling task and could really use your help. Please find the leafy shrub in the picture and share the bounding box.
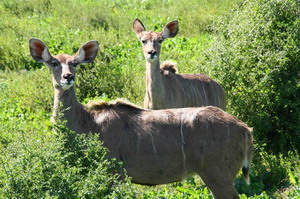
[204,0,300,154]
[0,124,135,199]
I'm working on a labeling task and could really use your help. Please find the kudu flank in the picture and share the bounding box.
[29,38,253,199]
[133,19,226,110]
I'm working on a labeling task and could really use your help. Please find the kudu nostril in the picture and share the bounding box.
[63,74,74,81]
[148,50,156,56]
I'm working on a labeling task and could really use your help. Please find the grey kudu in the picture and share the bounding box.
[29,38,252,199]
[133,19,226,110]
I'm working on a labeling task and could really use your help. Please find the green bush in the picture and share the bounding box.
[204,0,300,154]
[0,124,135,199]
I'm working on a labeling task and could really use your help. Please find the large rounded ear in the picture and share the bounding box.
[162,20,179,39]
[75,40,99,63]
[133,18,146,36]
[29,38,52,62]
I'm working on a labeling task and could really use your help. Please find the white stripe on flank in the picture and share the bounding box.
[196,83,204,106]
[190,82,199,105]
[180,79,187,107]
[214,83,221,107]
[201,82,208,106]
[210,82,216,106]
[180,116,186,170]
[150,134,158,158]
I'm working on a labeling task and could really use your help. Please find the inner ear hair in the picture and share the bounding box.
[133,18,146,35]
[29,38,53,62]
[75,40,99,63]
[163,20,179,38]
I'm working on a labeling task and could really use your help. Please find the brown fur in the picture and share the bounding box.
[133,19,226,110]
[87,99,143,111]
[29,38,253,199]
[160,60,178,73]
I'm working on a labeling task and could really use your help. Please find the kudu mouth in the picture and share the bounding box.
[146,54,158,62]
[146,50,158,62]
[60,79,75,90]
[60,73,75,90]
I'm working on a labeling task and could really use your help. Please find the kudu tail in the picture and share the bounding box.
[160,60,178,73]
[242,127,253,185]
[242,165,250,185]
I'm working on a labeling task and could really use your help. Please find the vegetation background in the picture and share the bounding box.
[0,0,299,198]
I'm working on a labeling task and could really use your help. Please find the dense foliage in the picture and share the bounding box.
[0,126,134,198]
[204,0,300,154]
[1,0,300,198]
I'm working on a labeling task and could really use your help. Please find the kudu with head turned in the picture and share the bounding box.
[133,19,226,110]
[29,38,252,199]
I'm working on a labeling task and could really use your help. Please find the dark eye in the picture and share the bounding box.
[141,40,147,44]
[51,61,60,67]
[72,62,79,67]
[158,39,163,44]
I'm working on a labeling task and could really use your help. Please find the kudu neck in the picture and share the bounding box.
[52,86,91,133]
[53,86,78,120]
[145,59,165,109]
[53,85,77,105]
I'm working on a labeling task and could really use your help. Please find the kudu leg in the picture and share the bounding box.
[199,174,239,199]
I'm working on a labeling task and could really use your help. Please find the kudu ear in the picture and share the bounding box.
[133,18,146,36]
[75,40,99,63]
[162,20,179,39]
[29,38,52,62]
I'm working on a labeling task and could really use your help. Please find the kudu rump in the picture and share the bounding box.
[29,38,252,199]
[133,19,226,110]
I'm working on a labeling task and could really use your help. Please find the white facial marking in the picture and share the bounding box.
[146,54,158,62]
[60,80,74,90]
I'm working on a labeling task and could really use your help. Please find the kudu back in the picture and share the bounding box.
[29,38,252,199]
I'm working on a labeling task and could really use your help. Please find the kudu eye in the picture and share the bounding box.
[141,40,147,45]
[51,61,60,67]
[70,61,78,67]
[158,39,163,44]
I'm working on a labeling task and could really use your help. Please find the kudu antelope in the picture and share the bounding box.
[133,19,226,110]
[29,38,252,199]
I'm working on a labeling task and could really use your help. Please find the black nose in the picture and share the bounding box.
[148,50,157,58]
[63,74,74,82]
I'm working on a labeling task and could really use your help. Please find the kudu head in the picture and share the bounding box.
[133,19,178,63]
[29,38,99,93]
